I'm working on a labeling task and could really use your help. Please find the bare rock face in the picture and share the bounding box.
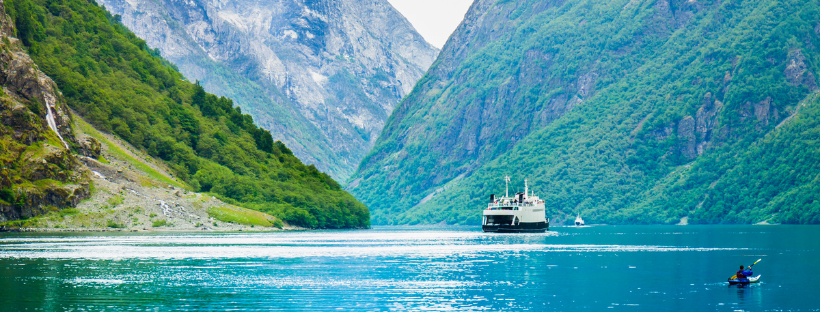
[0,0,90,223]
[753,97,773,125]
[677,116,697,159]
[0,41,76,148]
[78,136,102,158]
[784,49,818,91]
[96,0,439,180]
[695,97,722,156]
[2,181,90,221]
[671,93,726,160]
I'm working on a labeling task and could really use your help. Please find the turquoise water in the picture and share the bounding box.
[0,225,818,311]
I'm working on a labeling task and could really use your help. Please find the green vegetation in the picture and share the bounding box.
[151,219,167,227]
[106,220,125,228]
[5,0,369,228]
[207,206,275,227]
[272,218,284,229]
[107,194,124,207]
[2,218,35,228]
[56,208,79,217]
[0,188,19,207]
[351,0,820,225]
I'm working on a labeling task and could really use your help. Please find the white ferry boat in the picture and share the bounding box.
[575,214,584,226]
[482,177,549,233]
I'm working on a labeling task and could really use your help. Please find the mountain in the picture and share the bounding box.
[349,0,820,225]
[1,0,368,228]
[95,0,439,180]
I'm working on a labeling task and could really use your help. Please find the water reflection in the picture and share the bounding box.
[731,282,763,307]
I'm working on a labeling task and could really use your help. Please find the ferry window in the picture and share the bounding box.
[486,215,513,225]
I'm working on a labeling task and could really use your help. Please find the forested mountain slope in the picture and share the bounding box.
[95,0,439,180]
[349,0,820,225]
[3,0,368,228]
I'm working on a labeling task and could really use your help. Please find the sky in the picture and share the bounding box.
[387,0,474,49]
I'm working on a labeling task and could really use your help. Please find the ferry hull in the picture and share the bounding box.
[483,221,548,233]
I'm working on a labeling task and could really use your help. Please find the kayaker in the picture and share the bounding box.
[736,265,753,282]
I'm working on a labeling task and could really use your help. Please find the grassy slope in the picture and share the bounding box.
[352,0,820,225]
[75,116,187,189]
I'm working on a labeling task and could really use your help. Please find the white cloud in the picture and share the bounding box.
[283,30,298,39]
[387,0,474,49]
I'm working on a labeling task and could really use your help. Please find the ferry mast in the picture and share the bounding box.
[505,175,510,198]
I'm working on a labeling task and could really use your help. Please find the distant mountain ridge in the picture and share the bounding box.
[96,0,439,180]
[350,0,820,225]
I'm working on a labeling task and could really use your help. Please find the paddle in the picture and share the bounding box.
[729,259,762,280]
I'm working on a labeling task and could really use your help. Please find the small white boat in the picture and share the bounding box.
[574,214,584,226]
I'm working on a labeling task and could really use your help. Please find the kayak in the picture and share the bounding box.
[728,275,761,285]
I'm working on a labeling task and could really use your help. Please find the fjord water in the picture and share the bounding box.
[0,226,817,311]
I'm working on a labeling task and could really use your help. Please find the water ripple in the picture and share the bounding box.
[0,232,745,260]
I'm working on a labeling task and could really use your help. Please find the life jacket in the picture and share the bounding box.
[736,270,747,279]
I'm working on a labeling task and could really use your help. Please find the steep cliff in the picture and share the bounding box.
[96,0,439,180]
[350,0,820,225]
[0,0,89,222]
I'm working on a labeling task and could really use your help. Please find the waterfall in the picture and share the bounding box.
[41,83,69,149]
